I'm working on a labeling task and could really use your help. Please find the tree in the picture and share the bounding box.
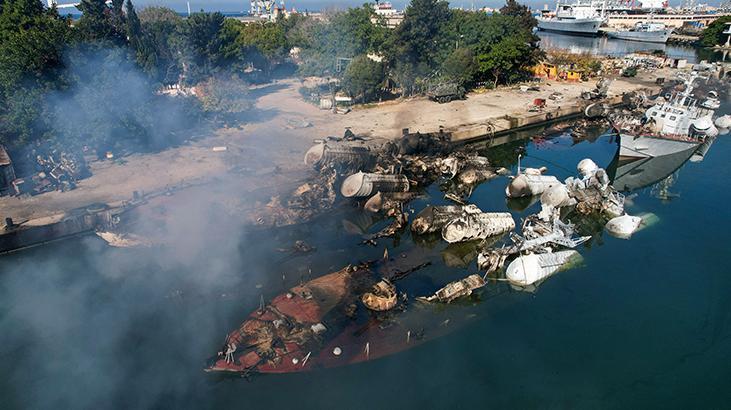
[442,47,475,85]
[174,12,230,84]
[126,0,141,51]
[0,0,71,147]
[499,0,536,31]
[297,5,389,76]
[700,16,731,47]
[137,6,182,85]
[341,55,385,102]
[387,0,451,95]
[476,37,535,88]
[76,0,126,45]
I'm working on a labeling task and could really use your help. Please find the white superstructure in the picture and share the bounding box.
[615,74,718,159]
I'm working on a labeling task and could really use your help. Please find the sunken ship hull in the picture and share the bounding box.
[205,264,482,375]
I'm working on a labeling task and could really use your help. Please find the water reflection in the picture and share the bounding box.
[537,31,699,62]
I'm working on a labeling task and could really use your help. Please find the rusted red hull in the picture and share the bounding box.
[206,262,484,375]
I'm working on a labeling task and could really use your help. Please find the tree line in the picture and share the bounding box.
[0,0,541,156]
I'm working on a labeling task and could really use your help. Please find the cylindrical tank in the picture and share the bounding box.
[341,172,410,198]
[505,174,560,198]
[304,144,373,167]
[441,212,515,243]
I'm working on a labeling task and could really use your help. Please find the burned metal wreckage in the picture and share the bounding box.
[206,121,650,377]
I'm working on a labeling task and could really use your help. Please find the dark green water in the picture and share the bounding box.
[2,114,731,408]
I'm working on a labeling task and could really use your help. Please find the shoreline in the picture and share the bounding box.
[0,69,670,254]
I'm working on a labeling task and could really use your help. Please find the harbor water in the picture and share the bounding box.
[2,56,731,409]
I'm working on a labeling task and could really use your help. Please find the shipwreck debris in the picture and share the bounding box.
[441,212,515,244]
[505,250,582,287]
[341,172,410,198]
[361,279,398,311]
[605,214,642,239]
[411,204,482,235]
[417,274,487,303]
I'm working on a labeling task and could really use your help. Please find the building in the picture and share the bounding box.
[0,145,16,196]
[371,2,404,29]
[606,12,731,29]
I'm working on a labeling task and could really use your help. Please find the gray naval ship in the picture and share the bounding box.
[606,22,672,44]
[537,0,606,36]
[610,74,719,159]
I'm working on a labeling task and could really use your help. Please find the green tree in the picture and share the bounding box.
[700,16,731,47]
[341,55,385,102]
[174,12,230,84]
[126,0,142,51]
[298,5,390,76]
[76,0,126,45]
[0,0,70,147]
[137,6,182,85]
[499,0,537,31]
[442,47,475,85]
[476,37,534,87]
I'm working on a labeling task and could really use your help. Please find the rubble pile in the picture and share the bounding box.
[13,150,91,196]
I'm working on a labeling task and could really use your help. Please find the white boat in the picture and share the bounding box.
[537,0,606,36]
[606,22,672,44]
[612,74,718,159]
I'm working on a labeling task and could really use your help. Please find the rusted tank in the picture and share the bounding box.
[341,172,410,198]
[410,204,481,235]
[441,212,515,243]
[304,143,374,168]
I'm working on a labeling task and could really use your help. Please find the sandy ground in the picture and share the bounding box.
[0,69,668,222]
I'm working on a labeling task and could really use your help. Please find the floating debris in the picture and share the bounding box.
[605,215,642,239]
[361,279,398,311]
[411,204,481,235]
[505,250,583,287]
[417,274,486,303]
[506,172,561,198]
[96,231,153,248]
[341,172,410,198]
[441,212,515,243]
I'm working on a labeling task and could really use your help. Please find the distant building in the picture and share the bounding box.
[0,145,16,197]
[371,2,404,28]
